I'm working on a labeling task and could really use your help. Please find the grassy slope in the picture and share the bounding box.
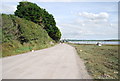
[0,14,2,57]
[2,14,54,57]
[0,28,1,58]
[70,44,118,79]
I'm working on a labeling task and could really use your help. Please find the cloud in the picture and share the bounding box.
[79,12,109,20]
[76,12,111,26]
[2,4,17,14]
[58,11,118,39]
[59,22,118,39]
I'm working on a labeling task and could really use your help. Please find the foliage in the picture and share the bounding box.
[2,14,54,57]
[0,28,2,42]
[14,1,61,41]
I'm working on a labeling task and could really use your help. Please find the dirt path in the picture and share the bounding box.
[2,43,92,79]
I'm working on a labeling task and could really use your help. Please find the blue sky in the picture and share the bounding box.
[1,0,118,40]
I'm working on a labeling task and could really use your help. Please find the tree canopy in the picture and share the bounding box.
[15,1,61,41]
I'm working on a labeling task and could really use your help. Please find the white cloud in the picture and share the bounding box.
[79,12,109,20]
[59,22,118,39]
[58,11,118,39]
[2,4,17,14]
[76,12,111,26]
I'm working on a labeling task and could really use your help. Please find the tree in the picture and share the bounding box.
[14,1,61,41]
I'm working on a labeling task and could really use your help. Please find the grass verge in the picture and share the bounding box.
[2,40,56,57]
[70,43,118,79]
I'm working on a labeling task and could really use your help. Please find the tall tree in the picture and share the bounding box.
[15,1,61,41]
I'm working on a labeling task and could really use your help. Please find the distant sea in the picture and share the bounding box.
[68,41,120,45]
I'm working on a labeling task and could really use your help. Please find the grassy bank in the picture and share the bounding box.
[2,41,55,57]
[2,14,55,57]
[70,43,118,79]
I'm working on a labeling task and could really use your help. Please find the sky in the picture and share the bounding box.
[1,0,119,40]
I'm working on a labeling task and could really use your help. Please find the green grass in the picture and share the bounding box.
[1,14,55,57]
[0,28,1,58]
[2,40,55,57]
[70,43,118,79]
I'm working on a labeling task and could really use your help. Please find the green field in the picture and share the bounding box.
[70,44,118,79]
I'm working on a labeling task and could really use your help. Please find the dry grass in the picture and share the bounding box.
[70,43,118,79]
